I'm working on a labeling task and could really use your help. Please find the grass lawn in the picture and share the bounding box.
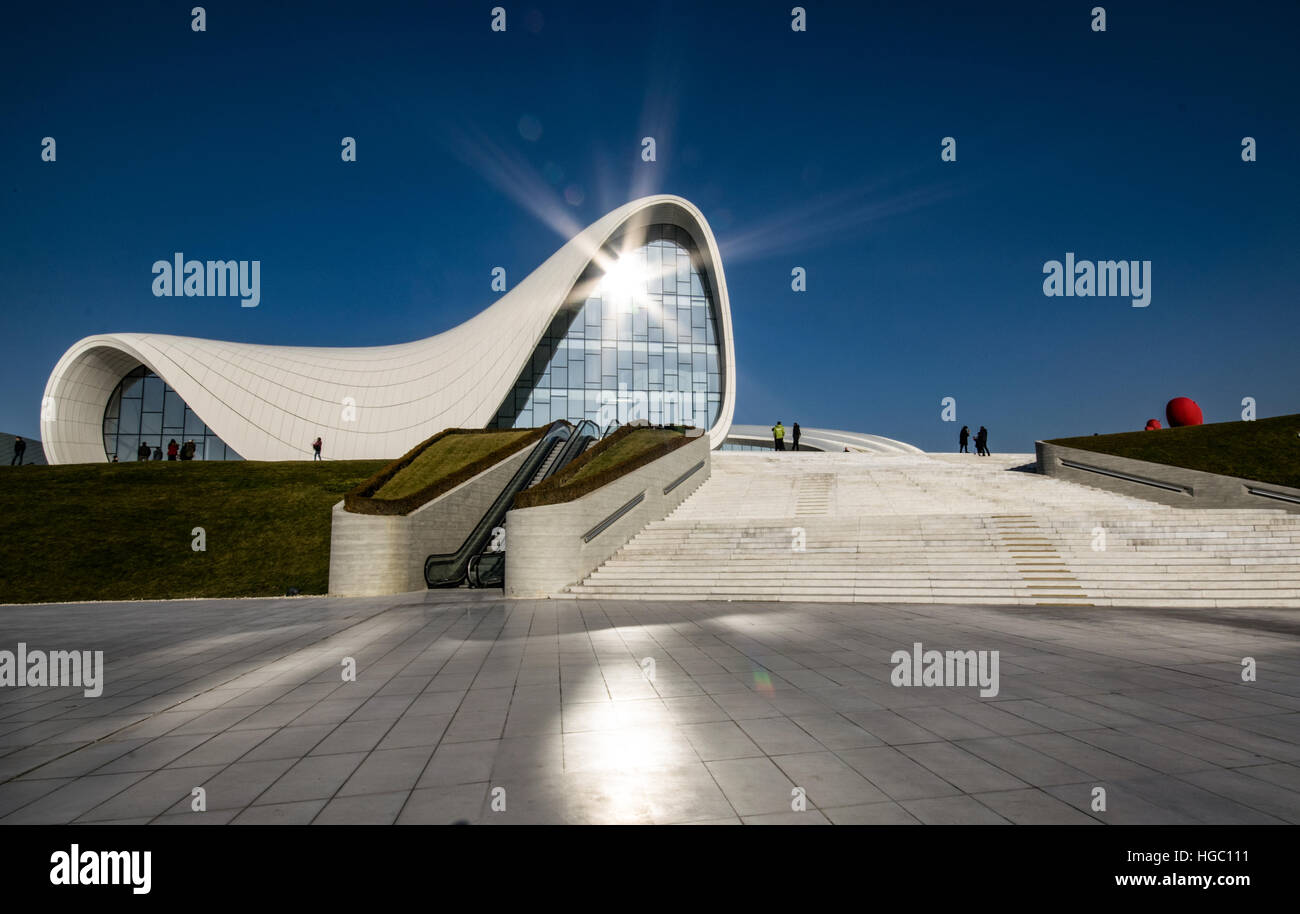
[374,428,534,501]
[0,459,387,604]
[564,428,683,485]
[1048,413,1300,489]
[516,426,692,508]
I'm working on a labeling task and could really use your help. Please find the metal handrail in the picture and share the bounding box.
[424,420,572,588]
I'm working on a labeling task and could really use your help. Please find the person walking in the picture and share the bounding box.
[167,439,179,461]
[312,437,323,461]
[792,422,802,452]
[771,422,785,451]
[10,436,26,466]
[959,426,970,453]
[976,426,990,456]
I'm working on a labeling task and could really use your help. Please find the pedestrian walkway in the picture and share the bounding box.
[572,453,1300,607]
[0,591,1297,824]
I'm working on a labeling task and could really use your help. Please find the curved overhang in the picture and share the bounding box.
[40,195,737,463]
[724,425,923,455]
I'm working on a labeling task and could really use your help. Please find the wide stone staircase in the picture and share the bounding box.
[567,452,1300,607]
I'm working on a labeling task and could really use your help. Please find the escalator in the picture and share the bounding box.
[425,420,602,589]
[464,419,601,588]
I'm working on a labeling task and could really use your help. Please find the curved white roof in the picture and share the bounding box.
[725,424,922,455]
[40,195,738,463]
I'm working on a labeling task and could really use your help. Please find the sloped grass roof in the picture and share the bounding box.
[1048,414,1300,489]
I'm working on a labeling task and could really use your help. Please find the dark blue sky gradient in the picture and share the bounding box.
[3,1,1297,452]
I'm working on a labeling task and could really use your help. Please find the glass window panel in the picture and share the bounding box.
[142,375,164,412]
[119,397,141,430]
[119,372,144,401]
[162,390,183,429]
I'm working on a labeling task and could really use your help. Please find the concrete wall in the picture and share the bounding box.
[505,434,711,597]
[329,447,531,596]
[1036,440,1300,514]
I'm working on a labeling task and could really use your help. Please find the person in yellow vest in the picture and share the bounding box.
[772,420,786,451]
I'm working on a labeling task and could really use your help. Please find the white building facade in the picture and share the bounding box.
[40,195,739,463]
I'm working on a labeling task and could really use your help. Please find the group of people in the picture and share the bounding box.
[959,425,992,456]
[771,421,802,451]
[122,438,199,462]
[110,436,324,463]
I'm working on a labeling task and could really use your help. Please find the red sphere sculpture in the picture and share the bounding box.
[1145,419,1162,430]
[1166,397,1203,428]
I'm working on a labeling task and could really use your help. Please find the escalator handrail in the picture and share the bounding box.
[548,419,599,479]
[424,420,572,588]
[464,418,600,589]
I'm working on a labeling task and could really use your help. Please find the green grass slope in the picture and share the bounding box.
[515,426,695,508]
[0,459,386,604]
[1047,413,1300,489]
[374,428,534,500]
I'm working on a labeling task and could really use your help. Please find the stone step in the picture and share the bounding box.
[571,451,1300,607]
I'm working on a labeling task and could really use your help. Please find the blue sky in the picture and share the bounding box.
[3,0,1296,453]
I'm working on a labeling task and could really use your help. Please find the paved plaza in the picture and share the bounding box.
[1,591,1298,824]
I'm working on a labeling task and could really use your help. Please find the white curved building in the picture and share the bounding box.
[40,195,738,463]
[722,424,922,455]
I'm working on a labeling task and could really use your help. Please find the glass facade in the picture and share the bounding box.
[490,223,724,432]
[102,365,241,461]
